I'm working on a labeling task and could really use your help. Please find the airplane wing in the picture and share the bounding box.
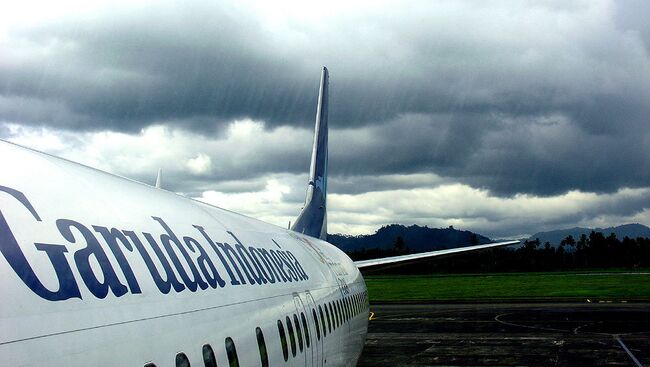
[354,240,519,269]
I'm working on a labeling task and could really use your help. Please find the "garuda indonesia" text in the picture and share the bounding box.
[0,185,309,302]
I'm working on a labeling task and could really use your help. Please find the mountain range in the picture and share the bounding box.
[328,224,491,253]
[528,223,650,246]
[328,223,650,254]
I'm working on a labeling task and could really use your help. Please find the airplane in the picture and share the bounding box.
[0,67,518,366]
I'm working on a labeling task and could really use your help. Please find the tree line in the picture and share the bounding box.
[347,231,650,274]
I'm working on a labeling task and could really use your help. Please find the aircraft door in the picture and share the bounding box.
[304,291,323,367]
[292,293,313,367]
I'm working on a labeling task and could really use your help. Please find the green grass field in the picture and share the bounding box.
[364,271,650,302]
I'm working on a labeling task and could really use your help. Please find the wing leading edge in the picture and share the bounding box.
[354,240,519,269]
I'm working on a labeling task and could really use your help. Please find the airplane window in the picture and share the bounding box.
[301,312,310,348]
[336,300,342,326]
[312,308,321,340]
[328,303,334,329]
[336,300,341,326]
[348,297,352,319]
[277,320,289,362]
[225,337,239,367]
[319,305,327,336]
[357,294,361,313]
[334,300,339,326]
[286,316,297,357]
[202,344,217,367]
[343,298,349,321]
[293,314,304,352]
[325,304,332,333]
[347,296,352,319]
[256,327,269,367]
[176,352,191,367]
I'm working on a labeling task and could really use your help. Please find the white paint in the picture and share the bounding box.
[0,140,369,366]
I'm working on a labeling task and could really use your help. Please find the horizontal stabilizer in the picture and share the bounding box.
[354,240,519,269]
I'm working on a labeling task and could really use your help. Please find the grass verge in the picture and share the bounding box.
[364,271,650,303]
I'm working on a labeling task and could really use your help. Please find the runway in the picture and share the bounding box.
[357,303,650,366]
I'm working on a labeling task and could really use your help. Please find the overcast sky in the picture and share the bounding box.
[2,0,649,238]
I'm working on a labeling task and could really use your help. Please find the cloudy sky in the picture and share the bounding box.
[2,0,649,238]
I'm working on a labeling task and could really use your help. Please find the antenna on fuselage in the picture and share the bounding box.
[291,67,329,240]
[155,168,163,189]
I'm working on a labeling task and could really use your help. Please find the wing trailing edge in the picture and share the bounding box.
[354,240,519,269]
[291,67,329,240]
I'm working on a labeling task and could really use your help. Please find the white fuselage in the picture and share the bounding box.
[0,141,368,366]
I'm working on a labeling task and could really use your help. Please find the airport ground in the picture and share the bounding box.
[357,303,650,366]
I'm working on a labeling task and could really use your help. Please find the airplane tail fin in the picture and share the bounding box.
[291,67,329,240]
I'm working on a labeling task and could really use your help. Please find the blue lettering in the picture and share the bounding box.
[278,251,299,281]
[228,232,266,285]
[183,235,225,289]
[193,226,243,286]
[0,186,82,301]
[0,186,310,302]
[93,226,142,294]
[257,248,281,283]
[269,250,291,282]
[249,247,274,283]
[126,230,186,294]
[56,219,128,299]
[286,251,308,280]
[153,217,207,292]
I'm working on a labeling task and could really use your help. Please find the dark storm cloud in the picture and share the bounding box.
[327,112,650,196]
[0,4,319,131]
[4,1,647,131]
[614,0,650,51]
[486,189,650,238]
[2,1,650,199]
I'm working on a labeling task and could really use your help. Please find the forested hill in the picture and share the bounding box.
[530,223,650,246]
[328,224,491,253]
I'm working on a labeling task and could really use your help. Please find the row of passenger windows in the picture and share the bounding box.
[143,290,368,367]
[144,335,251,367]
[277,290,368,362]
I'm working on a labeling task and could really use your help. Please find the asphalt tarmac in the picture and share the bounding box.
[357,303,650,366]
